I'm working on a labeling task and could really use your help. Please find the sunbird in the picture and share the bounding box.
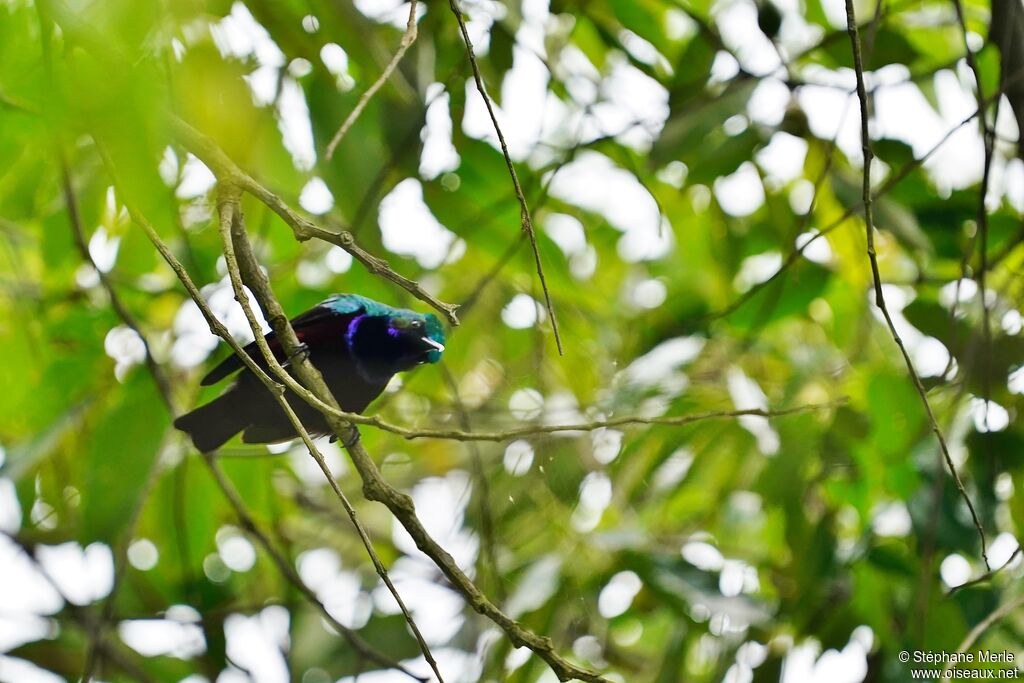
[174,294,446,452]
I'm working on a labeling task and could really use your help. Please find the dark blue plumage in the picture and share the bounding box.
[174,294,445,452]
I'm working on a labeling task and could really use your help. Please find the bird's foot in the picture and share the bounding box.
[287,342,310,363]
[335,426,360,449]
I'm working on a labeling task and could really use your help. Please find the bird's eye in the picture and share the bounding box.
[409,319,424,331]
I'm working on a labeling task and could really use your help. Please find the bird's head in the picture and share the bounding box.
[345,308,446,380]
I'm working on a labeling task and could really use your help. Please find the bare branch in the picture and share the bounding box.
[325,0,419,159]
[844,0,989,568]
[447,0,563,354]
[942,593,1024,677]
[169,117,460,327]
[948,545,1023,596]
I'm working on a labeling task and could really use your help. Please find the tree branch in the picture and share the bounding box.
[447,0,563,354]
[325,0,419,159]
[844,0,989,568]
[169,117,460,327]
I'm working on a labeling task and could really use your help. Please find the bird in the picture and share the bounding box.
[174,293,446,452]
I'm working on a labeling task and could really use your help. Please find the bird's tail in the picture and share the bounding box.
[174,392,246,453]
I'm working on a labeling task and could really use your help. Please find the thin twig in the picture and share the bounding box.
[844,0,989,569]
[447,0,563,355]
[942,593,1024,676]
[325,0,419,159]
[948,545,1023,596]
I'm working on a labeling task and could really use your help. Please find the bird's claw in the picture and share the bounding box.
[337,427,360,449]
[288,342,310,363]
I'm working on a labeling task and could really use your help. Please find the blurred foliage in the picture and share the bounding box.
[0,0,1023,681]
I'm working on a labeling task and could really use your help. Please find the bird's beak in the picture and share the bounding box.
[419,336,445,353]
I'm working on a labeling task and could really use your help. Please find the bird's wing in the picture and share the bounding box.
[200,302,360,386]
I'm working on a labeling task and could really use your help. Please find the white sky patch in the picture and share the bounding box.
[503,440,535,476]
[509,388,544,420]
[462,0,549,159]
[176,154,217,199]
[378,178,458,268]
[970,398,1010,432]
[590,58,671,152]
[225,608,290,682]
[544,213,588,257]
[352,0,425,29]
[710,51,741,85]
[622,336,704,388]
[420,84,461,179]
[781,631,871,683]
[103,325,146,381]
[681,541,725,571]
[748,78,791,127]
[868,285,950,378]
[36,542,113,606]
[501,293,542,329]
[938,278,978,308]
[734,251,782,292]
[158,146,178,185]
[0,656,65,683]
[277,78,316,171]
[871,501,912,537]
[940,553,972,588]
[793,230,833,265]
[298,177,334,214]
[326,245,354,274]
[1009,366,1024,395]
[714,161,766,217]
[572,471,612,532]
[631,278,668,309]
[87,226,120,273]
[392,471,478,575]
[120,615,206,659]
[217,527,257,573]
[757,132,808,183]
[0,479,21,533]
[653,449,695,491]
[592,428,624,465]
[211,2,285,67]
[727,367,780,455]
[714,0,781,75]
[547,151,670,261]
[0,535,63,625]
[989,533,1021,568]
[127,538,159,571]
[598,570,642,619]
[211,2,285,107]
[797,83,860,161]
[320,43,355,91]
[1002,309,1022,335]
[461,0,508,53]
[297,548,372,629]
[506,555,562,618]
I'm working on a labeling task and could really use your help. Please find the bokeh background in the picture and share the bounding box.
[0,0,1022,681]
